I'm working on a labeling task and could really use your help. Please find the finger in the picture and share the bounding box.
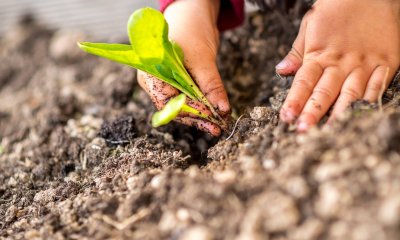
[328,68,368,123]
[363,65,392,102]
[163,0,230,116]
[181,98,213,118]
[296,67,345,132]
[280,60,324,123]
[188,62,231,116]
[175,116,221,136]
[276,17,306,76]
[137,71,179,110]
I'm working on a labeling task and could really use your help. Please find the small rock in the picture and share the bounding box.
[379,193,400,227]
[179,226,214,240]
[150,174,166,189]
[213,170,236,184]
[289,219,324,240]
[159,211,179,231]
[285,176,310,199]
[33,188,57,205]
[64,172,80,183]
[176,208,191,222]
[328,221,350,239]
[243,191,299,233]
[262,192,299,232]
[7,177,17,187]
[5,206,18,222]
[373,162,392,180]
[250,107,271,121]
[187,165,200,178]
[126,176,139,191]
[24,230,40,239]
[315,183,351,219]
[314,163,346,182]
[239,154,261,173]
[262,159,276,170]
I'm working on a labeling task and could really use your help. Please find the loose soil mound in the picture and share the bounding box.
[1,9,400,240]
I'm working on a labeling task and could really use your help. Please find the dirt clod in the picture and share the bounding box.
[100,115,138,147]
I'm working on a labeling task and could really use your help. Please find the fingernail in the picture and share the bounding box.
[281,109,296,123]
[276,59,289,70]
[297,121,309,132]
[217,100,230,115]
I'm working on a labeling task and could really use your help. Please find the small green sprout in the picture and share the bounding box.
[78,7,226,130]
[152,93,219,127]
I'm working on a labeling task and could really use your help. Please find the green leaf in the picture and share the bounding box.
[181,104,210,119]
[155,64,174,80]
[171,41,184,63]
[77,42,142,68]
[77,42,188,96]
[152,93,186,127]
[128,7,169,64]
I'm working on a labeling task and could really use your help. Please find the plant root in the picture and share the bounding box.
[226,114,245,141]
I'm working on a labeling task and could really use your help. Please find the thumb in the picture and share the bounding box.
[276,17,306,76]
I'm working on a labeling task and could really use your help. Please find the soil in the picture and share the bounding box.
[1,8,400,240]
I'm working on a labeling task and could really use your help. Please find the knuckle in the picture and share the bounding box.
[204,81,225,97]
[312,87,334,101]
[367,80,383,92]
[340,87,362,100]
[292,78,313,91]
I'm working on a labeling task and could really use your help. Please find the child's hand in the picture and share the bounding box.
[138,0,230,136]
[277,0,400,131]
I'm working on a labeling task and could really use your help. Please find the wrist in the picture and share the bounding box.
[164,0,220,24]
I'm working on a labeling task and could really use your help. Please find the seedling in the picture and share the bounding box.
[78,7,227,130]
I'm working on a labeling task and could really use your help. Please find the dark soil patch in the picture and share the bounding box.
[1,6,400,240]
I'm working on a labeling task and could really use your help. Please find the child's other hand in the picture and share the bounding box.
[138,0,230,136]
[277,0,400,131]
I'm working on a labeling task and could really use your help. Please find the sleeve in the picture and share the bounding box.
[159,0,245,31]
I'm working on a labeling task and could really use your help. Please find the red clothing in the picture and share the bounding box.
[159,0,245,31]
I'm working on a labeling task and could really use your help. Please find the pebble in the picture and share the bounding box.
[213,170,236,184]
[315,183,351,219]
[5,206,18,222]
[176,208,191,222]
[33,188,57,205]
[262,159,276,170]
[379,193,400,227]
[150,174,165,189]
[239,154,261,173]
[373,162,392,180]
[159,211,179,231]
[126,176,140,191]
[179,226,214,240]
[285,176,310,199]
[314,163,346,182]
[250,107,271,121]
[247,191,299,233]
[289,219,324,240]
[7,177,17,187]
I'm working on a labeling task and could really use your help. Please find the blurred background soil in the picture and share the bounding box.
[1,3,400,240]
